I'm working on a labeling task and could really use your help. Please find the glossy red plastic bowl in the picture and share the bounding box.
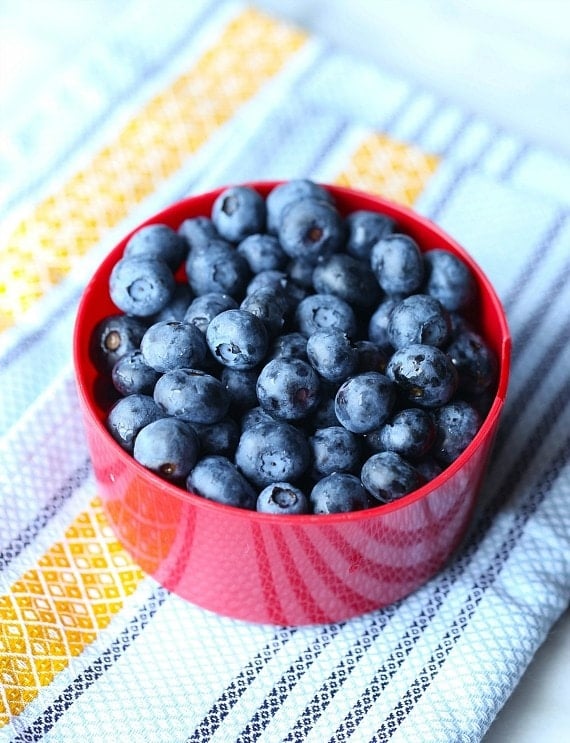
[73,182,510,625]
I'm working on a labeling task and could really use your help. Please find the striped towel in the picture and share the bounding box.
[1,2,569,741]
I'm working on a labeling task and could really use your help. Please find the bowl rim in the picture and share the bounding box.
[73,180,512,525]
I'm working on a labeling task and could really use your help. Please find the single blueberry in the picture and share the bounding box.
[236,233,288,273]
[287,256,318,289]
[106,393,164,453]
[245,269,308,314]
[221,367,259,413]
[183,292,238,334]
[190,417,240,458]
[256,357,321,421]
[239,405,275,431]
[368,298,399,349]
[432,400,482,464]
[187,455,257,510]
[212,185,266,242]
[334,372,395,434]
[386,343,458,408]
[256,482,309,515]
[423,249,476,311]
[269,332,308,362]
[361,451,425,503]
[133,417,199,480]
[355,340,390,374]
[153,368,230,424]
[295,293,358,338]
[178,216,220,252]
[370,234,424,296]
[308,393,339,430]
[309,426,362,477]
[206,308,268,369]
[306,329,358,382]
[124,223,187,270]
[446,329,497,396]
[111,349,160,396]
[185,239,251,298]
[89,314,147,373]
[109,256,176,317]
[312,253,382,308]
[235,419,310,487]
[266,179,334,234]
[240,287,288,337]
[388,294,451,349]
[345,209,395,261]
[414,456,444,481]
[373,408,436,459]
[140,320,207,372]
[310,473,369,514]
[278,197,344,262]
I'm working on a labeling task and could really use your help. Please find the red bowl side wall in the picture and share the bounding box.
[74,183,510,625]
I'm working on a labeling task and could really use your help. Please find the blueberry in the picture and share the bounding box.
[269,332,308,362]
[187,455,257,510]
[90,314,147,373]
[312,253,382,309]
[240,287,288,337]
[310,473,369,514]
[153,368,229,423]
[370,234,424,296]
[266,179,334,234]
[287,256,318,289]
[446,329,497,395]
[334,372,395,434]
[423,249,476,311]
[368,298,398,349]
[245,270,308,314]
[235,419,310,487]
[355,340,389,374]
[190,417,240,458]
[124,223,187,270]
[372,408,436,459]
[278,198,344,262]
[221,367,259,412]
[178,216,219,251]
[414,456,444,481]
[140,320,207,372]
[345,209,395,261]
[109,256,176,317]
[183,292,238,334]
[256,482,309,515]
[206,308,268,369]
[239,405,275,432]
[361,451,424,503]
[256,357,320,421]
[308,393,339,430]
[309,426,362,477]
[388,294,451,349]
[106,393,164,453]
[236,233,287,273]
[133,417,199,480]
[306,329,358,382]
[386,344,458,408]
[185,239,250,298]
[295,293,358,338]
[148,283,193,323]
[111,349,160,396]
[212,185,266,242]
[432,400,482,464]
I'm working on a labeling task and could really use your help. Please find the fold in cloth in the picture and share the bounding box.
[1,1,569,741]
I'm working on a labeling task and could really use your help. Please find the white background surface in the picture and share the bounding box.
[1,1,569,741]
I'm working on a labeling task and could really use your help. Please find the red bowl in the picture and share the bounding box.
[73,182,511,625]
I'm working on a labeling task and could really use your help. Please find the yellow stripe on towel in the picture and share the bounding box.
[334,132,440,206]
[0,7,307,332]
[0,497,144,725]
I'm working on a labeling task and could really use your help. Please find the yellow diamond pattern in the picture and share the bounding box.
[0,7,307,332]
[334,132,440,205]
[0,498,144,725]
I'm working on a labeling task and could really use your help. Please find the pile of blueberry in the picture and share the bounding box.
[90,180,497,515]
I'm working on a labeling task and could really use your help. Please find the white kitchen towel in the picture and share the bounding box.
[1,2,569,741]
